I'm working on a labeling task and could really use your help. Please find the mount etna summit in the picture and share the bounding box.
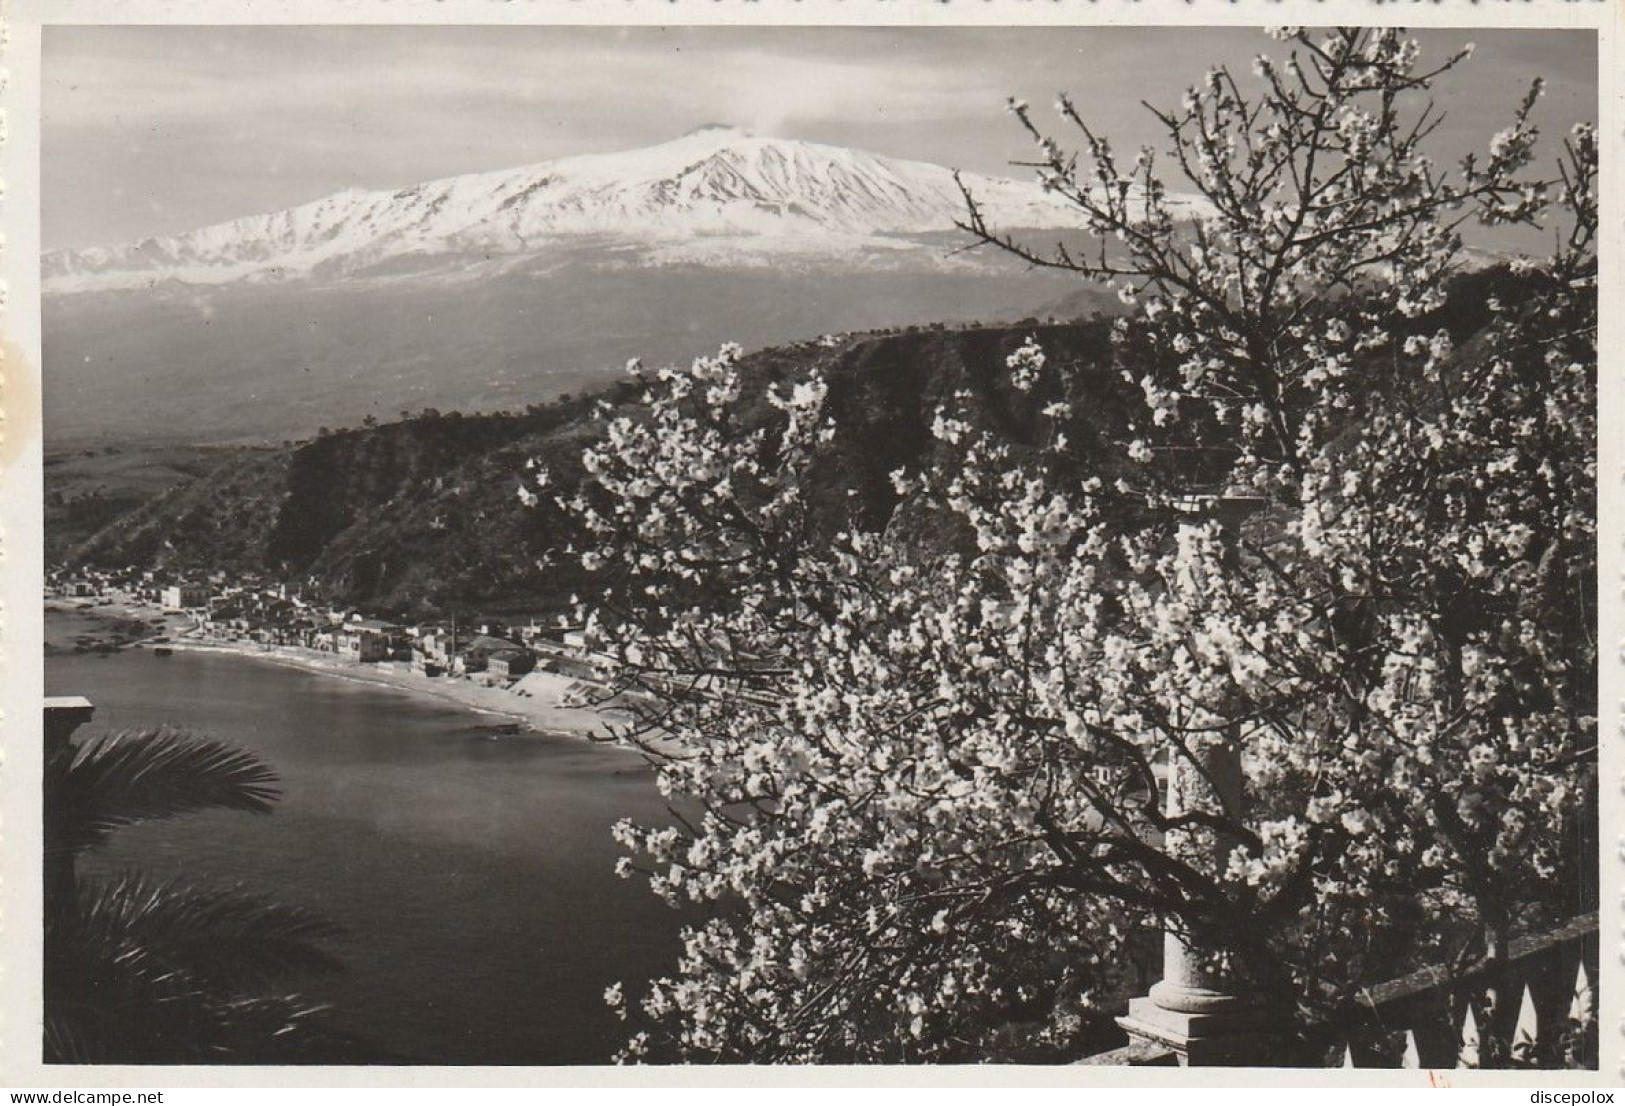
[46,128,1143,443]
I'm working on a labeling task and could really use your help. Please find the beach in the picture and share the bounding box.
[179,639,628,740]
[46,597,631,744]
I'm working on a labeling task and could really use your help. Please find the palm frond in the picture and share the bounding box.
[49,727,281,854]
[191,995,374,1064]
[45,874,359,1064]
[43,981,207,1065]
[44,982,366,1064]
[71,873,345,990]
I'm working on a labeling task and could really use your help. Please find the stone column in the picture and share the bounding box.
[44,697,96,910]
[1117,496,1268,1065]
[1117,738,1264,1064]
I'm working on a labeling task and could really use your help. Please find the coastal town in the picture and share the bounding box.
[46,565,628,739]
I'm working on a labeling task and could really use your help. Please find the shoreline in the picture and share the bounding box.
[46,598,638,747]
[173,637,626,742]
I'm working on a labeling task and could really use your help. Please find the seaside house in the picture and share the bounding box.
[562,627,602,655]
[457,633,524,674]
[418,626,458,666]
[415,624,469,674]
[487,648,536,679]
[339,618,399,663]
[517,619,553,649]
[161,583,210,611]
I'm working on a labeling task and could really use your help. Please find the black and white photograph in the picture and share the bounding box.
[3,6,1610,1082]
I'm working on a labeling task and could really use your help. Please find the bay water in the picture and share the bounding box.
[46,612,686,1064]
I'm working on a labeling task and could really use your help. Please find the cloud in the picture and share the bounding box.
[682,51,1007,134]
[42,25,1596,251]
[45,29,1004,143]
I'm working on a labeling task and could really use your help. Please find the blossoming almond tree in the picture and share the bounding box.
[534,27,1596,1063]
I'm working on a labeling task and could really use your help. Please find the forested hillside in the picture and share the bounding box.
[57,266,1524,619]
[59,322,1127,615]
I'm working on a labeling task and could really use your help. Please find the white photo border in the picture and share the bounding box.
[1,0,1617,1088]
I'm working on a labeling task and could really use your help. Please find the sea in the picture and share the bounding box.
[45,609,687,1065]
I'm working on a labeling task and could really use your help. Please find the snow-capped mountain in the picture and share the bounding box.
[46,126,1187,293]
[46,128,1164,443]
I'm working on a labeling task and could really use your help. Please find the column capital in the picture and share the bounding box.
[45,696,96,753]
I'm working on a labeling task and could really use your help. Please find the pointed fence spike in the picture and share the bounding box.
[1570,959,1595,1026]
[1514,982,1539,1060]
[1458,1003,1480,1069]
[1343,1042,1355,1069]
[1401,1029,1420,1069]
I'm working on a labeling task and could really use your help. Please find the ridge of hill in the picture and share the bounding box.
[54,266,1527,618]
[59,322,1127,616]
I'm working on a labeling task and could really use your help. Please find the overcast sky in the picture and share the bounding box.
[43,25,1596,251]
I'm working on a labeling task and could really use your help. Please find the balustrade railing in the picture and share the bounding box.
[1081,912,1599,1068]
[1325,912,1599,1070]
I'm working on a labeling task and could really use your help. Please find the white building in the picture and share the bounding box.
[161,584,211,611]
